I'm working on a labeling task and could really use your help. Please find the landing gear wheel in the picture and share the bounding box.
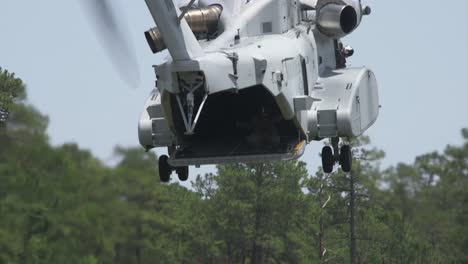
[339,145,352,173]
[176,166,189,182]
[158,155,171,182]
[322,146,335,173]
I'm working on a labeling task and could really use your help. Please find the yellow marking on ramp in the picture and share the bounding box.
[291,140,306,154]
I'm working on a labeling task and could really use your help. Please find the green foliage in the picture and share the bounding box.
[193,161,314,263]
[0,67,25,122]
[0,68,466,263]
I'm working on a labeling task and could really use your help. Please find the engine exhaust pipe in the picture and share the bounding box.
[317,3,358,39]
[145,0,203,61]
[145,4,223,54]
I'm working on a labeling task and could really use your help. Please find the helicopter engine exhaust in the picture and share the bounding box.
[317,3,358,39]
[145,4,223,54]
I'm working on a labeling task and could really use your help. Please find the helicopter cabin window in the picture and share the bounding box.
[300,56,309,95]
[262,22,273,34]
[301,10,314,22]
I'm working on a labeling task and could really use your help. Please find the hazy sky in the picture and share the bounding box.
[1,0,467,180]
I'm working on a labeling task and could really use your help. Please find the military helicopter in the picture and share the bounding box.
[86,0,379,182]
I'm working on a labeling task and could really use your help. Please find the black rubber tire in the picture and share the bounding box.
[176,166,189,182]
[340,145,352,173]
[322,146,334,173]
[158,155,171,182]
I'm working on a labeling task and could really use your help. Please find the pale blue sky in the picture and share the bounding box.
[1,0,467,179]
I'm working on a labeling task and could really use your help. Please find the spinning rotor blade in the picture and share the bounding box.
[82,0,140,88]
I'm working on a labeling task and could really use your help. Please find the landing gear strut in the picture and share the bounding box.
[321,138,352,173]
[158,155,189,182]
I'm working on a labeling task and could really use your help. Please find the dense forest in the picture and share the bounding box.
[0,67,467,264]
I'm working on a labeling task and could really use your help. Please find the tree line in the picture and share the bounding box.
[1,68,467,263]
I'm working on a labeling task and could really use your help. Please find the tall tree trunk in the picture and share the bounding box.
[226,242,232,264]
[251,242,263,264]
[318,173,326,262]
[241,245,246,264]
[319,217,325,261]
[251,164,264,264]
[349,169,357,264]
[114,243,121,264]
[136,223,142,264]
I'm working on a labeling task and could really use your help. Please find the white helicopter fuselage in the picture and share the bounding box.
[139,0,379,168]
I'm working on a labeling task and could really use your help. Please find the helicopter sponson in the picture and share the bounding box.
[138,0,378,180]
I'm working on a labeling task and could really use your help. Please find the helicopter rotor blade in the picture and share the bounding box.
[81,0,140,88]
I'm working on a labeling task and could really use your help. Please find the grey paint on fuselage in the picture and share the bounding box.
[139,0,379,166]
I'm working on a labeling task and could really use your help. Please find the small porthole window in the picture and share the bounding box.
[262,22,273,34]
